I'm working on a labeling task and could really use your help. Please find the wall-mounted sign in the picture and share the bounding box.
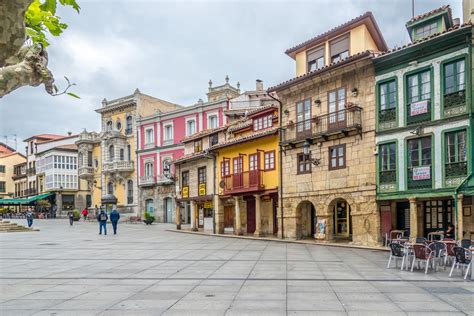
[413,166,431,180]
[198,183,206,196]
[204,201,213,209]
[316,219,326,240]
[410,100,429,116]
[182,186,189,198]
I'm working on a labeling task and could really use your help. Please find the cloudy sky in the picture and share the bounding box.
[0,0,463,150]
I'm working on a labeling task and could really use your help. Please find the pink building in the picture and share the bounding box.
[136,77,240,223]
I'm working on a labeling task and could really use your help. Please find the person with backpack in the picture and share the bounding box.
[110,208,120,235]
[26,208,33,227]
[97,209,108,235]
[68,211,74,226]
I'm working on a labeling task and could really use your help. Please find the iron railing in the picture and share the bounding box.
[445,161,468,178]
[27,167,36,176]
[125,128,133,135]
[444,90,465,109]
[379,170,396,184]
[378,108,396,123]
[223,170,264,194]
[406,100,431,125]
[407,166,432,190]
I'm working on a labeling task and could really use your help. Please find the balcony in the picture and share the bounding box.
[444,90,466,117]
[12,172,27,180]
[139,175,156,186]
[27,167,36,176]
[125,128,133,136]
[78,166,95,179]
[27,188,37,195]
[103,160,134,173]
[222,170,264,195]
[378,108,397,130]
[407,166,432,190]
[77,132,100,144]
[445,161,467,178]
[406,99,431,125]
[282,107,362,144]
[157,174,174,185]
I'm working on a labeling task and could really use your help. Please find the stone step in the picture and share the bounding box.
[0,220,37,232]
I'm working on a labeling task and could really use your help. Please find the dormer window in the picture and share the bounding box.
[330,34,349,63]
[253,114,273,131]
[194,139,202,153]
[307,46,325,72]
[415,21,438,39]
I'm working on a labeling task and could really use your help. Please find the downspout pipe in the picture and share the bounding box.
[267,91,284,239]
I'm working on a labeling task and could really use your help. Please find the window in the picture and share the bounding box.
[87,151,93,167]
[182,171,189,186]
[380,143,396,171]
[408,137,431,168]
[328,88,346,126]
[296,99,311,135]
[208,115,218,129]
[163,159,171,174]
[407,70,431,104]
[106,121,113,131]
[221,160,230,177]
[253,114,273,131]
[164,124,173,142]
[127,145,131,161]
[144,162,153,177]
[379,80,397,111]
[127,180,133,204]
[307,46,325,72]
[209,134,218,147]
[198,167,206,184]
[120,148,124,161]
[186,119,196,136]
[233,157,243,174]
[0,165,5,173]
[415,21,438,39]
[145,128,154,145]
[297,153,311,174]
[125,116,133,135]
[107,182,114,194]
[444,59,465,95]
[264,151,275,170]
[194,139,202,153]
[446,130,467,164]
[249,153,258,171]
[109,145,114,161]
[116,120,122,131]
[0,181,5,192]
[330,34,349,63]
[329,145,346,170]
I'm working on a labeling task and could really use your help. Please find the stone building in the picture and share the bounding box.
[0,146,26,199]
[268,12,387,246]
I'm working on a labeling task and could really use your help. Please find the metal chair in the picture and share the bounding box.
[428,242,446,270]
[411,244,436,274]
[415,237,428,244]
[385,230,404,247]
[449,246,472,280]
[387,243,407,270]
[460,239,472,249]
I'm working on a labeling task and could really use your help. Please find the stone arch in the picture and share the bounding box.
[295,200,317,239]
[327,197,354,240]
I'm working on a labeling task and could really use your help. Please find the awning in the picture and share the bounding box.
[0,192,54,205]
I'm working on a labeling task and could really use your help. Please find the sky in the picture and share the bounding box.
[0,0,463,150]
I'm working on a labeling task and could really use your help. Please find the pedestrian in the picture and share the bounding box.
[444,223,455,239]
[97,209,108,235]
[110,208,120,235]
[68,211,74,226]
[26,209,33,227]
[82,207,88,221]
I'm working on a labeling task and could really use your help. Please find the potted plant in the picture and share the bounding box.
[72,209,81,221]
[143,212,155,225]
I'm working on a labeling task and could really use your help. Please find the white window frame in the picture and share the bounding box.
[185,117,196,136]
[207,112,219,129]
[163,122,174,144]
[160,155,173,174]
[144,127,154,146]
[144,160,154,177]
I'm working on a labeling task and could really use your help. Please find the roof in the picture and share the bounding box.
[173,151,207,165]
[23,134,66,142]
[210,126,279,150]
[36,134,78,144]
[375,23,472,60]
[269,50,377,92]
[406,5,451,26]
[181,126,225,143]
[0,142,15,154]
[285,12,387,58]
[37,144,78,155]
[0,151,26,159]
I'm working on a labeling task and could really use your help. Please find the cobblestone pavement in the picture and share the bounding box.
[0,219,472,315]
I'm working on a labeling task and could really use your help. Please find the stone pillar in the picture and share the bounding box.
[190,201,197,231]
[234,196,242,235]
[214,195,224,234]
[56,192,63,218]
[176,202,181,230]
[254,194,263,237]
[457,194,463,240]
[409,198,418,239]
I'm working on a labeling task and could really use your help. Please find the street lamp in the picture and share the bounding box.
[303,140,321,166]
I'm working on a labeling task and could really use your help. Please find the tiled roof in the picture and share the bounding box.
[53,144,78,150]
[407,5,451,25]
[375,23,472,59]
[24,134,66,142]
[0,151,26,159]
[227,104,278,133]
[181,126,225,143]
[172,151,206,164]
[210,127,279,150]
[268,50,378,92]
[37,134,78,144]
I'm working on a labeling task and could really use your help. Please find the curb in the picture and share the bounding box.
[166,229,389,252]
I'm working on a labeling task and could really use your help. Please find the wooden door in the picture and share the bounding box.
[247,199,256,233]
[224,206,234,228]
[328,88,346,131]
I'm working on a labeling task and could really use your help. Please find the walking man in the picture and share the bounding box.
[81,208,88,221]
[26,208,33,227]
[97,209,108,235]
[110,208,120,235]
[68,211,74,226]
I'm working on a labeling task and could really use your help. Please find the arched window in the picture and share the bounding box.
[78,152,83,167]
[127,180,133,204]
[127,145,131,161]
[109,145,114,161]
[120,148,124,161]
[126,116,133,135]
[106,121,113,131]
[107,182,114,194]
[145,162,153,177]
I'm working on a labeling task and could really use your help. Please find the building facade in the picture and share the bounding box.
[12,162,27,198]
[0,150,26,199]
[269,12,387,246]
[375,6,474,240]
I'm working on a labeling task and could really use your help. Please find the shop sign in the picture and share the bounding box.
[198,183,206,196]
[182,186,189,198]
[413,166,431,180]
[410,100,429,116]
[204,200,213,209]
[316,219,326,240]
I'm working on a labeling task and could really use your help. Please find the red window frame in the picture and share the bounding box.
[264,151,275,170]
[249,153,259,171]
[220,160,230,177]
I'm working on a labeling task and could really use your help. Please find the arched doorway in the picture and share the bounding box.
[297,201,316,239]
[331,198,352,240]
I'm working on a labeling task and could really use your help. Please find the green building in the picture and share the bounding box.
[374,5,474,241]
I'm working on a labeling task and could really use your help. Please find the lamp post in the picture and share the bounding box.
[303,140,321,166]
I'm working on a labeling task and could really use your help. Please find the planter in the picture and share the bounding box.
[143,218,154,225]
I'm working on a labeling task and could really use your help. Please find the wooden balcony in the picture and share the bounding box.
[222,170,264,195]
[282,107,362,144]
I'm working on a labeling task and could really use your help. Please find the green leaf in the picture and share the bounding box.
[67,92,81,99]
[39,0,57,15]
[53,84,59,93]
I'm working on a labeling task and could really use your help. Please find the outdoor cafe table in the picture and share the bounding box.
[428,231,444,241]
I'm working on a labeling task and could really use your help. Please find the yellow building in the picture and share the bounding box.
[77,89,181,214]
[0,150,26,199]
[213,105,279,236]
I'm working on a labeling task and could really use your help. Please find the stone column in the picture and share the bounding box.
[457,194,463,240]
[254,194,263,237]
[190,201,197,231]
[234,196,242,235]
[214,195,224,234]
[409,198,418,239]
[176,202,181,230]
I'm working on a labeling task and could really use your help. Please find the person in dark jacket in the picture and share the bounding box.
[97,209,108,235]
[68,211,74,226]
[444,223,455,239]
[26,209,33,227]
[110,209,120,235]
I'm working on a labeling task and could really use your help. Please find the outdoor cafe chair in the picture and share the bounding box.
[387,243,407,270]
[460,239,472,249]
[415,237,428,244]
[411,244,436,274]
[428,241,446,270]
[385,230,404,247]
[449,246,472,280]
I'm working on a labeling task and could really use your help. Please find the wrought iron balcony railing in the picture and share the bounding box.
[444,90,466,109]
[445,161,468,178]
[222,170,264,194]
[406,99,431,125]
[27,167,36,176]
[407,166,432,190]
[125,128,133,135]
[378,108,396,124]
[379,170,396,184]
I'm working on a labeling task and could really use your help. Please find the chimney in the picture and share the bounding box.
[453,18,461,26]
[256,79,264,91]
[67,131,72,136]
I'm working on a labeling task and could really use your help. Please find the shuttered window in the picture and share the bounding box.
[307,46,325,72]
[330,35,349,63]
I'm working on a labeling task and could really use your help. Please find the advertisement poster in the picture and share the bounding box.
[315,219,326,240]
[410,100,429,116]
[413,166,431,180]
